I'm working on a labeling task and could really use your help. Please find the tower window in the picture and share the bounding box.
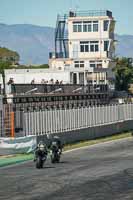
[90,60,102,68]
[93,21,98,32]
[104,20,109,31]
[73,21,99,32]
[73,21,82,32]
[80,41,99,52]
[83,21,92,32]
[104,41,109,51]
[74,61,84,68]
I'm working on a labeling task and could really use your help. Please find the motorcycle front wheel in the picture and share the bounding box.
[36,157,43,169]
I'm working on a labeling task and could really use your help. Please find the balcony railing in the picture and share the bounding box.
[58,10,112,20]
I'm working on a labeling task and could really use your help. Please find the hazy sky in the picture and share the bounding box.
[0,0,133,35]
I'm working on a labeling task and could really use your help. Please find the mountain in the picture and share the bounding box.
[0,23,133,64]
[115,34,133,58]
[0,23,54,64]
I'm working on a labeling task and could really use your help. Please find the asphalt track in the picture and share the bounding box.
[1,138,133,200]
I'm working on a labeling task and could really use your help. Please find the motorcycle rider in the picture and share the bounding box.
[34,141,48,161]
[49,136,63,154]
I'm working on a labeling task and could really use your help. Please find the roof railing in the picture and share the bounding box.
[57,10,112,20]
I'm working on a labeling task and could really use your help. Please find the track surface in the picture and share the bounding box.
[1,138,133,200]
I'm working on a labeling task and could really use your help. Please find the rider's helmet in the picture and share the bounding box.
[53,136,62,148]
[38,141,46,151]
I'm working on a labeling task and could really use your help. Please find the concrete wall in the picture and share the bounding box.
[5,69,70,85]
[37,120,133,145]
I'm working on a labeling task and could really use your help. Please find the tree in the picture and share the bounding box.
[0,47,19,64]
[0,47,20,95]
[113,57,133,91]
[0,61,11,95]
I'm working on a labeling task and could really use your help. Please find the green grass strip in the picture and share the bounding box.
[0,154,33,167]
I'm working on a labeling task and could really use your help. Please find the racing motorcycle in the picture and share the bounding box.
[50,142,61,163]
[34,142,47,169]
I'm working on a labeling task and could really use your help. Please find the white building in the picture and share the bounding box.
[49,10,116,87]
[3,10,116,94]
[4,68,71,94]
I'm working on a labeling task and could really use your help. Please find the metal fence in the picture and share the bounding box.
[0,104,24,137]
[2,104,13,137]
[0,110,4,137]
[23,103,133,136]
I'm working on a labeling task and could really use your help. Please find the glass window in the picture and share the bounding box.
[104,41,109,51]
[90,60,102,68]
[90,45,94,52]
[93,24,98,32]
[73,21,99,32]
[93,21,98,32]
[88,24,92,32]
[74,61,84,68]
[80,64,84,68]
[80,41,99,52]
[73,22,82,32]
[78,24,82,32]
[104,20,109,31]
[83,24,87,32]
[80,45,84,52]
[80,41,88,52]
[90,61,95,68]
[83,21,91,32]
[73,24,77,32]
[95,44,99,52]
[90,41,99,52]
[80,61,84,68]
[75,61,79,68]
[85,45,89,52]
[90,64,95,68]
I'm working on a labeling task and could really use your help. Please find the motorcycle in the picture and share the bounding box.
[50,144,61,163]
[34,143,47,169]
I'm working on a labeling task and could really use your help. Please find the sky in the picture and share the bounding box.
[0,0,133,35]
